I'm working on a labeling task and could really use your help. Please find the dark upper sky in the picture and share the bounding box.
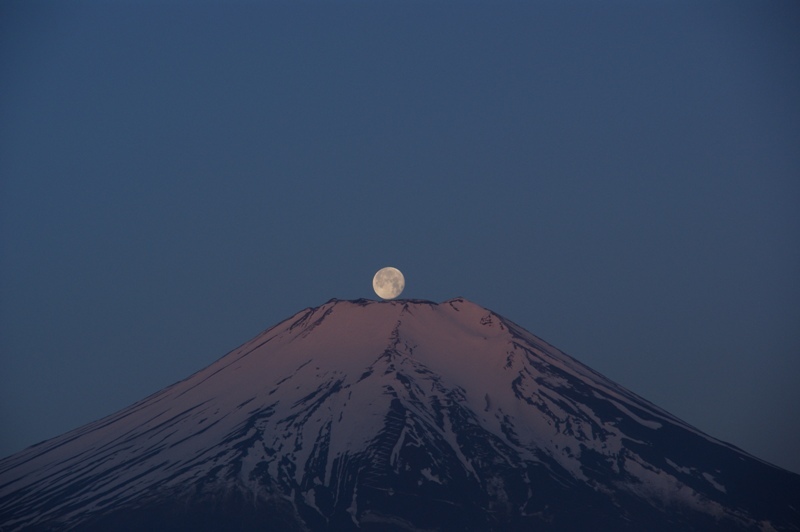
[1,1,798,473]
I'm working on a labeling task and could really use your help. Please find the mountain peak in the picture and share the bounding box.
[1,299,798,531]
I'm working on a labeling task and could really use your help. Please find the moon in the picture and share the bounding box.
[373,267,405,300]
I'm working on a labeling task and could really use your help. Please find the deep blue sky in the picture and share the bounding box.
[2,1,799,473]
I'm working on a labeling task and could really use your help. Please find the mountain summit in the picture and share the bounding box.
[1,298,798,531]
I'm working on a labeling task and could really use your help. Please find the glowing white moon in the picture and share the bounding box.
[372,267,405,300]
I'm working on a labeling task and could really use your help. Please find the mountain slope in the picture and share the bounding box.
[1,298,798,531]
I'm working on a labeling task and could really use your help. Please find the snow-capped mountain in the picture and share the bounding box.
[1,298,798,531]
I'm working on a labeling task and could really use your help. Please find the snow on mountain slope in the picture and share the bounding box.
[1,298,798,531]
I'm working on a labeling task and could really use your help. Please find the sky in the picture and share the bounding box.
[1,1,799,474]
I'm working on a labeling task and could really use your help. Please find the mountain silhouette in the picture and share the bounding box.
[1,298,798,531]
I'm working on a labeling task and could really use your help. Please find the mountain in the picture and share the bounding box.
[1,298,798,531]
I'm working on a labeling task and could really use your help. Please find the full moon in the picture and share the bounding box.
[372,267,405,300]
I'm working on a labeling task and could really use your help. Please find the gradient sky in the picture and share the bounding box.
[2,1,799,474]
